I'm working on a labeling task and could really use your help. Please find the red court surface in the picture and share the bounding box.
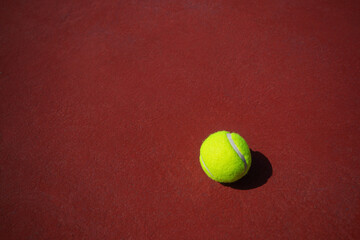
[1,1,360,239]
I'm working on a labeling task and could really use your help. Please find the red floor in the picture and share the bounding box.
[1,1,359,239]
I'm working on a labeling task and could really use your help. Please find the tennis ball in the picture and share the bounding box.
[199,131,251,183]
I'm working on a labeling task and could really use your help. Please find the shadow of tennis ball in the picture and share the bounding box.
[222,150,272,190]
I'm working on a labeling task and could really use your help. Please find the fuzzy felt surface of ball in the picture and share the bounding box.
[199,131,251,183]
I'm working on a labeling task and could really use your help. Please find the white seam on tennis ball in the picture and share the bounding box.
[200,155,215,178]
[226,133,247,172]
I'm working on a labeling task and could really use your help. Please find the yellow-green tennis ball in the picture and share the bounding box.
[199,131,251,183]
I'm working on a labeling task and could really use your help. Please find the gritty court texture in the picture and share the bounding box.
[1,1,359,239]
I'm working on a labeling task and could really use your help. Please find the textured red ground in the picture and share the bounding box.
[1,1,360,239]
